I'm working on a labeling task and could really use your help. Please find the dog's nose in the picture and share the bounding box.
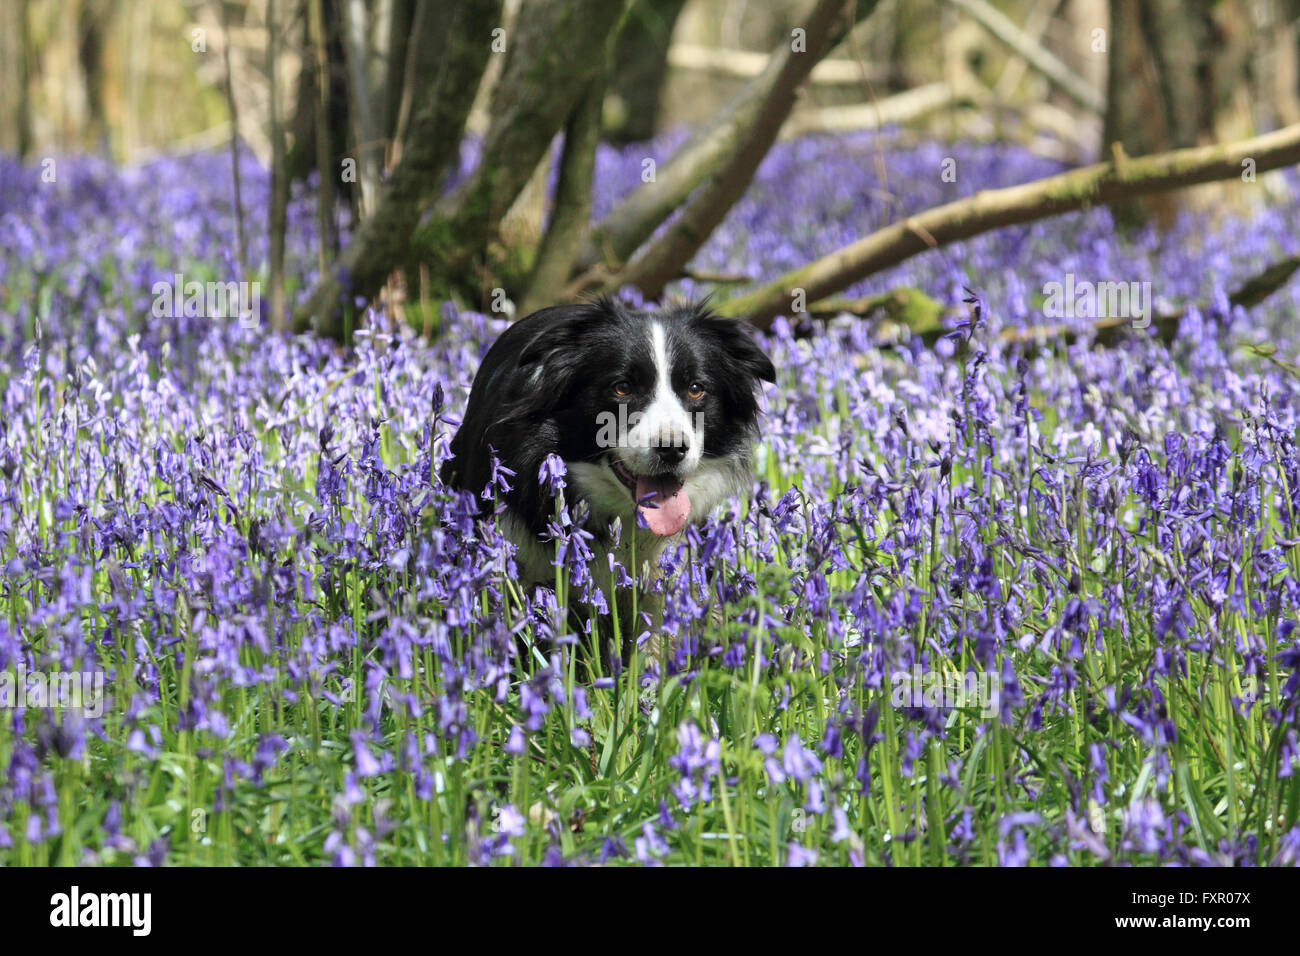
[657,444,687,467]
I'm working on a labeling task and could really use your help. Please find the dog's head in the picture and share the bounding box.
[515,296,776,537]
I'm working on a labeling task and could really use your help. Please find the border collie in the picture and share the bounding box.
[440,296,775,645]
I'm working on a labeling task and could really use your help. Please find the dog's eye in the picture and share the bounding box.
[686,382,706,400]
[613,380,632,398]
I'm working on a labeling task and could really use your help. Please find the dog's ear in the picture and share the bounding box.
[699,314,776,384]
[515,302,608,398]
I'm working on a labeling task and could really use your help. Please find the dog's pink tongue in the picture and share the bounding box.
[635,475,691,536]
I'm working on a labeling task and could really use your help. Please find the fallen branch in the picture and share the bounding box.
[1012,253,1300,346]
[715,124,1300,329]
[679,266,755,284]
[1227,254,1300,311]
[817,253,1300,349]
[806,287,947,326]
[998,312,1178,347]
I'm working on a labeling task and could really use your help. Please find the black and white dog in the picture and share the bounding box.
[440,296,775,642]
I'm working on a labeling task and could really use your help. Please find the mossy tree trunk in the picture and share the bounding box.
[404,0,629,313]
[519,66,608,316]
[294,0,504,336]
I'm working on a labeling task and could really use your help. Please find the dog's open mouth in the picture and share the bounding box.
[609,457,691,536]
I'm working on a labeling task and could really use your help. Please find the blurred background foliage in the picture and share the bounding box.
[3,0,1300,335]
[6,0,1295,174]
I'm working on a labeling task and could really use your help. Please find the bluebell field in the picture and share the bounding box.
[1,130,1299,865]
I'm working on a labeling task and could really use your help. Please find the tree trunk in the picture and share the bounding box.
[78,0,111,154]
[381,0,417,154]
[604,0,688,144]
[309,0,341,277]
[519,69,607,315]
[287,0,353,190]
[1104,0,1252,226]
[341,0,381,213]
[295,0,504,336]
[405,0,628,310]
[269,0,291,331]
[220,0,249,276]
[0,0,33,158]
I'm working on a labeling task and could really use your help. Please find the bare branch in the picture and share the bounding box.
[780,82,971,138]
[574,0,877,278]
[610,0,867,300]
[666,41,888,85]
[944,0,1104,113]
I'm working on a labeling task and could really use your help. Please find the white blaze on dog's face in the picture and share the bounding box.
[562,303,775,540]
[611,322,703,534]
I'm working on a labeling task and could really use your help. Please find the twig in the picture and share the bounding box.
[944,0,1104,113]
